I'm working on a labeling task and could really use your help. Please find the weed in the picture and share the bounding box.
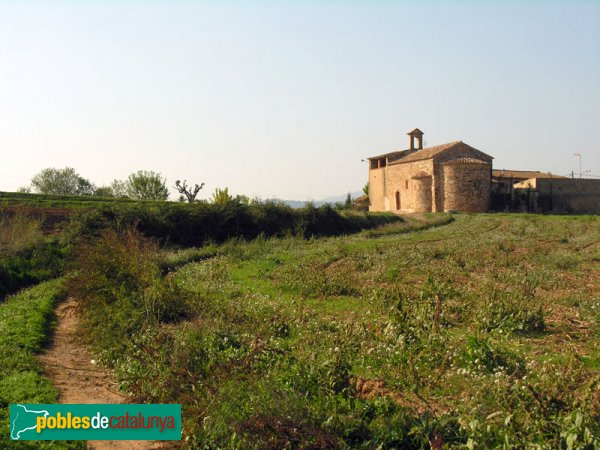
[473,287,545,334]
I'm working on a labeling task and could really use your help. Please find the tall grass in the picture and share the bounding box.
[0,209,66,300]
[67,227,192,362]
[0,208,44,255]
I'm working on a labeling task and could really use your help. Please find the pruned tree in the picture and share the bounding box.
[174,180,204,203]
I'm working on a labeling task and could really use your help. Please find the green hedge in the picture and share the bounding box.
[0,191,159,209]
[70,202,400,247]
[0,240,67,301]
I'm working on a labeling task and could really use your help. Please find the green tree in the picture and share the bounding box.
[211,187,232,205]
[236,194,250,205]
[344,192,352,209]
[363,182,369,196]
[110,180,128,198]
[126,171,169,201]
[93,186,114,197]
[31,167,95,196]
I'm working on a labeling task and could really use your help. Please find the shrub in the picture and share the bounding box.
[279,351,353,398]
[0,208,44,254]
[384,277,454,345]
[276,260,361,298]
[459,335,525,377]
[474,288,545,334]
[67,202,400,247]
[115,326,208,402]
[68,226,191,362]
[0,239,66,300]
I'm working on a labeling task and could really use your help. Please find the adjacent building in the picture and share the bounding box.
[511,177,600,213]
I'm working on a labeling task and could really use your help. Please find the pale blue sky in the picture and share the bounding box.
[1,1,599,200]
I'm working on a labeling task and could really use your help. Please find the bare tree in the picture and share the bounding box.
[174,180,204,203]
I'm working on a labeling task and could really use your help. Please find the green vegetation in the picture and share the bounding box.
[67,214,600,448]
[125,170,170,200]
[69,201,400,246]
[0,209,45,252]
[0,280,83,449]
[30,167,94,196]
[0,210,67,300]
[0,190,146,208]
[1,201,597,448]
[26,167,170,200]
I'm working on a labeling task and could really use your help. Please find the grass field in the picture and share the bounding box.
[0,191,153,208]
[69,213,599,448]
[0,279,83,449]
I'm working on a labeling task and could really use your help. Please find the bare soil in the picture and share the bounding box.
[38,297,165,450]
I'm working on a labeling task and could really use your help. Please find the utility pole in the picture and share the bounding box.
[574,153,582,178]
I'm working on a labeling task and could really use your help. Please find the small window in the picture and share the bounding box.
[405,180,409,189]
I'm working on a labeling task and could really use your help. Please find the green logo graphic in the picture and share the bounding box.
[9,404,181,441]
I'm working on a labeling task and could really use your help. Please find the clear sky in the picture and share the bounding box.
[1,1,599,200]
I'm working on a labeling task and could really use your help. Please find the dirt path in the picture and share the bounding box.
[38,297,164,450]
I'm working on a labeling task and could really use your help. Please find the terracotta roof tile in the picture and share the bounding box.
[389,141,486,164]
[369,141,493,165]
[492,170,566,180]
[444,157,489,165]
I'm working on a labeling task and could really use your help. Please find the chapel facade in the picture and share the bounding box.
[368,129,493,213]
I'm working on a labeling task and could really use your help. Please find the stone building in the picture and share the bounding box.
[491,170,566,196]
[512,177,600,213]
[368,129,493,213]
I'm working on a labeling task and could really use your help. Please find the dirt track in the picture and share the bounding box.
[38,298,162,450]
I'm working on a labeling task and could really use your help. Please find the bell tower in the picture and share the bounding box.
[407,128,424,150]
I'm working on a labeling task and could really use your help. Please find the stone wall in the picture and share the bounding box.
[412,174,433,212]
[384,159,435,212]
[368,167,386,211]
[442,159,491,212]
[514,178,600,213]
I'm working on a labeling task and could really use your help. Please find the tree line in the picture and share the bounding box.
[20,167,205,202]
[19,167,367,210]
